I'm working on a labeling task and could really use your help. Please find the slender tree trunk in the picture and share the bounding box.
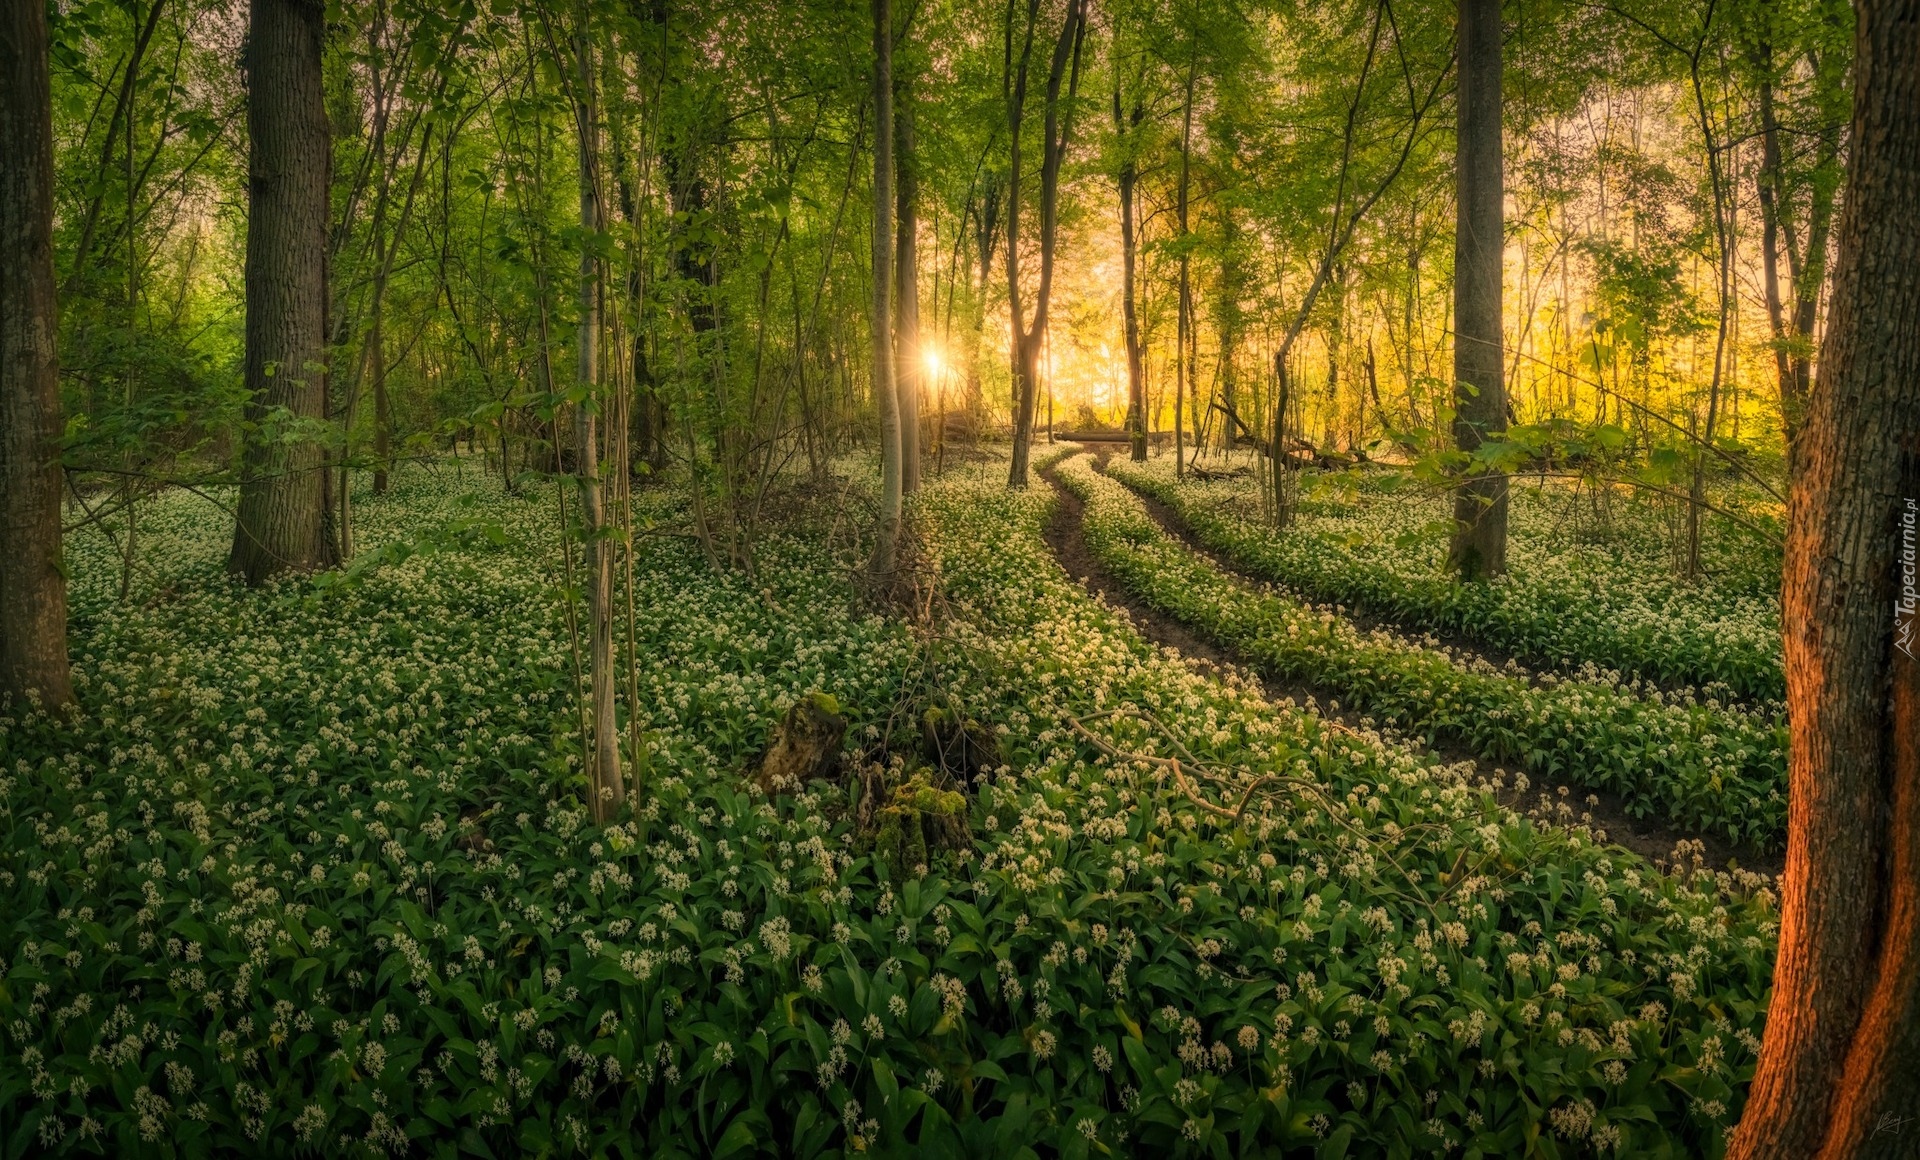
[1004,0,1038,488]
[894,70,921,494]
[0,0,73,709]
[1174,58,1196,479]
[1754,51,1805,447]
[968,183,997,424]
[371,290,391,494]
[1115,76,1146,462]
[572,17,623,822]
[59,0,166,302]
[366,10,393,498]
[1729,3,1920,1155]
[1791,147,1839,441]
[1005,0,1085,488]
[229,0,336,584]
[1445,0,1508,579]
[1683,48,1733,581]
[1325,266,1344,448]
[867,0,902,575]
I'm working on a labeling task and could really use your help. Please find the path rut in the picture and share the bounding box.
[1040,446,1782,878]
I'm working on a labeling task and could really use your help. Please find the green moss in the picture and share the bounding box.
[869,770,967,878]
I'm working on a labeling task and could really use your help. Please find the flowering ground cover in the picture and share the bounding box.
[1104,458,1785,704]
[1057,454,1786,851]
[2,461,1777,1156]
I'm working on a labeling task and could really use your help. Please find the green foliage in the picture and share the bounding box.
[1075,458,1785,850]
[1107,458,1786,702]
[2,461,1780,1156]
[867,772,967,881]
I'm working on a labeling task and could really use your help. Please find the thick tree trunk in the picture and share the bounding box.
[1729,2,1920,1156]
[0,0,73,709]
[867,0,902,575]
[229,0,336,584]
[894,74,921,495]
[1445,0,1507,579]
[572,21,623,822]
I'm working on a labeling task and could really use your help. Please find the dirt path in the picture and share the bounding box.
[1040,446,1782,878]
[1112,464,1545,683]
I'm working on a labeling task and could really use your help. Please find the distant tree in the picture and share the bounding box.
[896,60,922,495]
[1728,0,1919,1154]
[1110,29,1148,463]
[1004,0,1088,489]
[0,0,74,709]
[1446,0,1508,579]
[229,0,337,583]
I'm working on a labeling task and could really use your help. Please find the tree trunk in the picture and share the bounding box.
[1005,0,1086,489]
[1114,77,1146,462]
[967,182,998,424]
[1754,51,1805,447]
[1445,0,1508,580]
[894,70,921,495]
[229,0,336,584]
[867,0,902,575]
[0,0,73,710]
[371,290,391,494]
[1729,2,1920,1156]
[366,11,394,499]
[572,18,623,822]
[1174,58,1196,479]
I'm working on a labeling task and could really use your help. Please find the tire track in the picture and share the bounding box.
[1040,446,1782,878]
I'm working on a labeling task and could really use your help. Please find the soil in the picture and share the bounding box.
[1039,445,1784,879]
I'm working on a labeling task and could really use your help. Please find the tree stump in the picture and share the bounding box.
[920,706,1001,783]
[755,693,847,795]
[868,770,969,878]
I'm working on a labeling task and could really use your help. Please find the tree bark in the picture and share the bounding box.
[571,17,623,822]
[894,69,922,494]
[367,13,394,499]
[1445,0,1507,580]
[230,0,335,583]
[1174,58,1196,479]
[0,0,73,709]
[967,181,998,423]
[1754,50,1805,448]
[370,291,390,494]
[1114,72,1146,462]
[1005,0,1086,488]
[1729,1,1920,1155]
[867,0,902,577]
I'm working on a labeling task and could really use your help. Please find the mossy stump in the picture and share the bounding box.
[868,770,969,879]
[755,692,846,795]
[920,706,1001,782]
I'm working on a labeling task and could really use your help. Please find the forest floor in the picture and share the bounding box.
[1,457,1782,1157]
[1043,444,1784,878]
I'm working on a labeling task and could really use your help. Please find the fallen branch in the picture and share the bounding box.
[1066,707,1465,914]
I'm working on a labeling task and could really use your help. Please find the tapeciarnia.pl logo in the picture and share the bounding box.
[1899,498,1917,660]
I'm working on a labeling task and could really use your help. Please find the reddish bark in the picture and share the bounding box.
[1730,1,1920,1155]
